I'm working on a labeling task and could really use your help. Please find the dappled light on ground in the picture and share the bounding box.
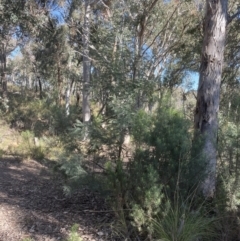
[0,157,114,241]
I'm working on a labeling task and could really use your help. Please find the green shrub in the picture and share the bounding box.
[65,224,82,241]
[103,103,207,239]
[0,149,4,158]
[30,146,45,160]
[105,157,216,240]
[131,106,205,198]
[152,201,217,241]
[105,159,128,208]
[21,238,33,241]
[16,130,47,160]
[54,153,88,195]
[129,163,165,236]
[215,112,240,240]
[131,109,152,146]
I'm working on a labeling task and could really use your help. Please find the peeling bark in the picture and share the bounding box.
[194,0,228,199]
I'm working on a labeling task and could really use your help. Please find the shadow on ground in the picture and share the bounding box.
[0,156,114,241]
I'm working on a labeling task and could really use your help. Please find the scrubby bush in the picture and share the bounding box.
[102,102,207,239]
[215,110,240,240]
[131,105,205,199]
[152,200,217,241]
[14,130,47,160]
[54,153,88,194]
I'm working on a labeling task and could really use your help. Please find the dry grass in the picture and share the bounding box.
[0,120,20,154]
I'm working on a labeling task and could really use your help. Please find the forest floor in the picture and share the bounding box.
[0,157,116,241]
[0,121,116,241]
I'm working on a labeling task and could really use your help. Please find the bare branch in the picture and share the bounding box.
[228,7,240,24]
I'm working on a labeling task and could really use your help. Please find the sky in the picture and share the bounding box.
[51,8,65,23]
[183,71,199,91]
[10,46,21,59]
[8,1,200,91]
[191,72,199,90]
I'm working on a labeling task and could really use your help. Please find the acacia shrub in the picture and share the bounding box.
[104,104,206,238]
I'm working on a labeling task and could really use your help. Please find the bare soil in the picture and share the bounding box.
[0,156,115,241]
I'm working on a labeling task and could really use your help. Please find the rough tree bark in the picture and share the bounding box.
[194,0,228,199]
[0,43,7,97]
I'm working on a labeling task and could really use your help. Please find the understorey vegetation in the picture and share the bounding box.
[1,0,240,240]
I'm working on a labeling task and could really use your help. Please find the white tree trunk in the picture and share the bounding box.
[194,0,228,199]
[82,1,91,123]
[65,81,70,116]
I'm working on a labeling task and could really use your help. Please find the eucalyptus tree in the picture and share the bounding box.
[65,0,198,124]
[67,0,116,121]
[8,43,35,92]
[35,24,71,103]
[82,0,91,124]
[194,0,240,199]
[110,0,203,110]
[90,0,196,110]
[0,0,27,97]
[66,0,204,162]
[0,0,59,98]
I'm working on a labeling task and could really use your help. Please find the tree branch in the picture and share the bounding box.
[228,7,240,24]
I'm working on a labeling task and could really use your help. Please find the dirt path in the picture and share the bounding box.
[0,157,114,241]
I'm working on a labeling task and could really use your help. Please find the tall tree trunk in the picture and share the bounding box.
[65,81,70,116]
[27,76,31,89]
[194,0,228,199]
[133,16,145,109]
[57,63,63,105]
[82,1,91,123]
[0,44,7,97]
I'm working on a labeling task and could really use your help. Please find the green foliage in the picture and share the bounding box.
[0,149,3,158]
[7,97,50,133]
[86,95,136,162]
[7,95,72,136]
[30,146,45,160]
[47,103,80,137]
[105,159,127,204]
[0,96,9,113]
[21,238,33,241]
[152,202,217,241]
[217,96,240,210]
[104,160,137,238]
[131,109,152,145]
[54,153,87,195]
[4,92,80,154]
[17,130,46,160]
[105,156,215,240]
[65,224,82,241]
[2,0,240,240]
[102,102,208,239]
[133,104,204,195]
[129,163,165,235]
[213,100,240,240]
